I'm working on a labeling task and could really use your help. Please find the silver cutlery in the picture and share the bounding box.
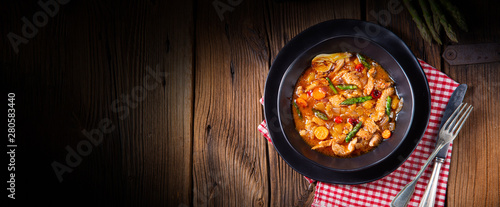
[390,103,473,207]
[418,84,467,207]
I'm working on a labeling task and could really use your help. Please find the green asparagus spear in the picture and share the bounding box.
[386,96,392,116]
[325,77,338,94]
[428,0,458,42]
[336,85,358,90]
[439,0,468,32]
[403,0,433,44]
[356,53,371,69]
[293,101,302,119]
[433,12,441,35]
[419,0,442,44]
[313,109,329,120]
[345,121,363,142]
[340,96,372,105]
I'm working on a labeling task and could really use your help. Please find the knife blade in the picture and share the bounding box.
[436,84,468,158]
[419,83,467,207]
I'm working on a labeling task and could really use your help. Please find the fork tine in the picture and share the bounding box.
[443,103,464,130]
[448,103,469,132]
[451,105,473,135]
[449,103,469,133]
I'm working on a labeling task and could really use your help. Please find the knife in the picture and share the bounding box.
[418,84,468,207]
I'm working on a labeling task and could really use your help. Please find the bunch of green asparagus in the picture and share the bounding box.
[403,0,468,44]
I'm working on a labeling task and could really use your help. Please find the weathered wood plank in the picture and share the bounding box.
[2,0,499,206]
[265,1,361,206]
[445,1,500,206]
[1,0,194,206]
[192,0,269,206]
[128,1,194,206]
[1,1,129,205]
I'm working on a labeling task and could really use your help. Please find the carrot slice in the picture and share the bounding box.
[312,87,326,100]
[314,126,329,140]
[295,98,308,107]
[382,129,391,139]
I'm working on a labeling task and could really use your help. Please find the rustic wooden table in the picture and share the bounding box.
[2,0,499,206]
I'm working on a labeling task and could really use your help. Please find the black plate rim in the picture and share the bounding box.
[263,19,431,184]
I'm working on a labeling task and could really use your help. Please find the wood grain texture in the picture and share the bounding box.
[124,1,194,206]
[1,1,128,204]
[265,1,361,206]
[445,1,500,206]
[1,0,499,206]
[1,0,193,206]
[193,0,269,206]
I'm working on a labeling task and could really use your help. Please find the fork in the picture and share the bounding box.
[390,103,473,207]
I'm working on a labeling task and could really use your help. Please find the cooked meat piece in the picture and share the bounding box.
[304,117,315,131]
[348,138,357,151]
[343,89,363,99]
[355,139,370,149]
[372,87,395,121]
[368,68,377,78]
[299,130,307,136]
[305,81,318,91]
[364,77,374,96]
[331,138,358,156]
[312,117,326,126]
[375,79,392,90]
[369,134,382,147]
[342,71,363,88]
[343,123,353,134]
[296,86,304,96]
[331,70,348,84]
[356,128,372,140]
[332,134,346,144]
[329,95,345,107]
[363,117,380,133]
[312,139,334,150]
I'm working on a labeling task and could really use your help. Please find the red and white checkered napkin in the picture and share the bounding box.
[258,59,459,207]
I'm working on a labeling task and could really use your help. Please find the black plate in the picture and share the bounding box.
[263,19,430,184]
